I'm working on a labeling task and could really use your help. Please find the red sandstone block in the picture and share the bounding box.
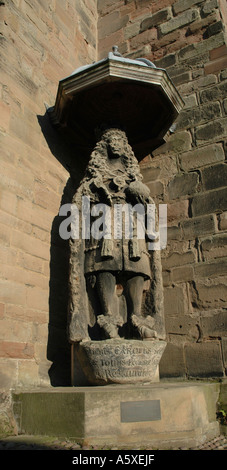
[210,44,227,60]
[0,341,34,359]
[98,30,124,57]
[34,182,60,213]
[11,229,50,261]
[0,278,27,306]
[0,303,5,319]
[0,101,11,133]
[26,285,49,312]
[129,28,157,50]
[167,200,189,223]
[204,56,227,75]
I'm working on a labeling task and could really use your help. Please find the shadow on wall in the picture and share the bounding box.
[37,112,85,386]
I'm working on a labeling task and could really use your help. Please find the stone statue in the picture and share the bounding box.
[68,127,165,347]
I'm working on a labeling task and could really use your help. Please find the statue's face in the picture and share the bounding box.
[107,134,125,159]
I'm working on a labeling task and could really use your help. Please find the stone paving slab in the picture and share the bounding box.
[0,434,226,450]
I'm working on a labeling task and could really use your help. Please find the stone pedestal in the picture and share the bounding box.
[72,339,167,386]
[13,382,220,449]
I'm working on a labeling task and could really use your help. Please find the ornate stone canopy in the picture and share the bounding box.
[49,47,184,161]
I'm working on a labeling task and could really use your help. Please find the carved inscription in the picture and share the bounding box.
[77,339,167,385]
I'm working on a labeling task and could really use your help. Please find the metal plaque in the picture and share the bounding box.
[120,400,161,423]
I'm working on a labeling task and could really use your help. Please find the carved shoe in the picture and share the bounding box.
[131,314,157,340]
[97,314,120,339]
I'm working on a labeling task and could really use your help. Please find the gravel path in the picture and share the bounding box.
[0,434,226,450]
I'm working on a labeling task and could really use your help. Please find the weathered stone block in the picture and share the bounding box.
[159,343,186,378]
[203,21,223,39]
[222,338,227,372]
[195,118,227,144]
[178,32,225,62]
[152,131,192,156]
[146,180,164,197]
[179,143,225,171]
[181,94,198,109]
[167,172,199,200]
[140,8,172,32]
[141,166,161,183]
[173,0,204,15]
[162,250,195,269]
[167,199,189,222]
[195,279,227,308]
[159,9,200,36]
[164,285,188,315]
[172,265,194,283]
[219,212,227,230]
[185,342,224,377]
[155,53,176,68]
[224,98,227,114]
[177,102,222,130]
[0,341,34,359]
[165,315,200,338]
[200,81,227,103]
[194,258,227,278]
[191,188,227,216]
[124,22,140,40]
[201,312,227,336]
[129,28,157,50]
[201,0,218,17]
[74,340,166,385]
[201,233,227,260]
[167,225,182,240]
[181,215,216,239]
[98,11,129,40]
[201,163,227,190]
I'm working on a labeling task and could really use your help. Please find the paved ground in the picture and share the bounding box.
[0,434,226,450]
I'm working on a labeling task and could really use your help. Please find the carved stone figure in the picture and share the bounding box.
[68,127,165,347]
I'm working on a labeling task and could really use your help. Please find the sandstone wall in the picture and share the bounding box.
[0,0,97,433]
[97,0,227,379]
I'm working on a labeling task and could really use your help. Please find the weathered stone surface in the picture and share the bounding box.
[201,0,218,17]
[177,102,222,130]
[173,0,203,15]
[179,143,225,171]
[194,258,227,278]
[201,312,227,335]
[172,265,194,283]
[141,166,161,183]
[219,212,227,230]
[74,339,167,385]
[178,32,225,62]
[98,11,129,40]
[167,199,189,222]
[164,285,188,315]
[201,163,227,190]
[200,81,227,103]
[152,131,192,156]
[159,9,199,36]
[167,172,199,200]
[12,383,220,448]
[201,233,227,260]
[203,21,223,39]
[159,343,185,377]
[140,8,172,32]
[181,215,216,239]
[191,188,227,216]
[162,250,195,269]
[185,342,224,377]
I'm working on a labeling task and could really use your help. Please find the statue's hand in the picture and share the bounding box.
[90,178,112,205]
[125,180,150,205]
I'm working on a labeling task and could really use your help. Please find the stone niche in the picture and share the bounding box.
[50,47,184,386]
